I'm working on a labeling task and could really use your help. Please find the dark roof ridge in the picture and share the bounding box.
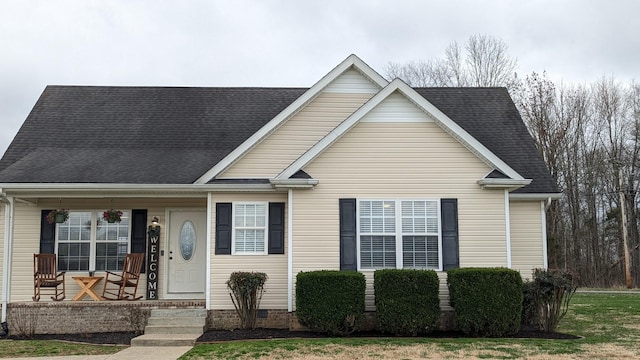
[44,84,309,90]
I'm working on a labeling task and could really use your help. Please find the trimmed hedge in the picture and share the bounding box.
[447,267,523,337]
[295,270,365,335]
[374,269,440,335]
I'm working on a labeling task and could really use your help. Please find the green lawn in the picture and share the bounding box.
[181,293,640,360]
[0,293,637,359]
[0,339,124,358]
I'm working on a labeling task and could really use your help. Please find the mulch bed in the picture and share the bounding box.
[1,326,579,345]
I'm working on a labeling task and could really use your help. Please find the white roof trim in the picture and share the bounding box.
[193,54,389,184]
[270,178,318,190]
[276,79,526,181]
[510,192,563,200]
[0,182,280,197]
[477,178,532,189]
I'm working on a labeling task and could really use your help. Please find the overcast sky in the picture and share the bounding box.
[1,0,639,156]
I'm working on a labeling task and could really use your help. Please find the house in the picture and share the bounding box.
[0,55,559,333]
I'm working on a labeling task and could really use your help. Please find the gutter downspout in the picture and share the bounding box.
[542,197,551,269]
[287,189,293,312]
[2,195,14,332]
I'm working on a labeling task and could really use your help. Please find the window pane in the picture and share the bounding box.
[58,241,89,271]
[403,235,439,269]
[426,218,438,233]
[359,200,395,234]
[94,211,129,271]
[401,200,438,235]
[234,203,266,254]
[360,235,396,269]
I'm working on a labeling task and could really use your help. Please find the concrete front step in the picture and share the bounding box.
[150,308,208,317]
[131,333,201,347]
[135,308,207,346]
[144,324,205,334]
[147,316,207,326]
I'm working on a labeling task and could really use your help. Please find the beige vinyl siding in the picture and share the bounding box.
[220,92,374,179]
[510,200,545,280]
[292,121,506,310]
[10,202,43,301]
[8,198,205,302]
[210,193,287,310]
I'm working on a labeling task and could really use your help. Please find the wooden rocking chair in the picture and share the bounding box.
[101,253,144,300]
[33,253,65,301]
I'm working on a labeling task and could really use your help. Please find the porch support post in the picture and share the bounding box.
[206,192,212,310]
[2,196,14,323]
[287,189,293,312]
[504,189,512,268]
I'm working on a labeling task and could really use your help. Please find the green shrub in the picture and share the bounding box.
[295,270,365,336]
[527,268,577,332]
[521,281,538,326]
[447,267,523,337]
[374,269,440,336]
[226,271,268,329]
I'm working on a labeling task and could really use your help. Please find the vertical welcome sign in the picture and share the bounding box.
[147,225,160,300]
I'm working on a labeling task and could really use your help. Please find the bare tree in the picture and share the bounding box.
[465,34,518,87]
[384,34,518,89]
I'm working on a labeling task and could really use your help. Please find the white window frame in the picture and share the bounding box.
[232,202,268,255]
[55,210,131,272]
[356,198,443,271]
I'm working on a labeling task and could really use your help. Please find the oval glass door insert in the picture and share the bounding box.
[179,220,196,261]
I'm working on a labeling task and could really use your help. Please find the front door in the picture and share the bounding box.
[167,209,206,295]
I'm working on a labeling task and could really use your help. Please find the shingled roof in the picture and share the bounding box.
[414,88,557,194]
[0,85,557,193]
[0,86,306,184]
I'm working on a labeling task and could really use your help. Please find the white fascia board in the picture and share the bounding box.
[270,178,318,190]
[277,79,526,181]
[193,54,388,185]
[477,178,532,189]
[0,182,279,197]
[510,192,563,200]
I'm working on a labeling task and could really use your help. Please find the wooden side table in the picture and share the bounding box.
[71,276,103,301]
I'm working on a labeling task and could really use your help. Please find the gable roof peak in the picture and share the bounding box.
[193,54,389,184]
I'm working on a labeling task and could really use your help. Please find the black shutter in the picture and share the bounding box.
[130,209,148,273]
[339,198,357,271]
[215,203,232,255]
[268,202,285,254]
[39,210,56,254]
[441,198,459,270]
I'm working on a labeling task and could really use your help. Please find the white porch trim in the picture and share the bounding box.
[287,189,293,312]
[504,189,512,268]
[2,196,14,323]
[206,192,213,310]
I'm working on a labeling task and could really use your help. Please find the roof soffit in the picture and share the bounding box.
[193,54,389,184]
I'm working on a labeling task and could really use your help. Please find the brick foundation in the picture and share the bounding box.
[207,309,289,330]
[1,302,457,335]
[4,300,204,335]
